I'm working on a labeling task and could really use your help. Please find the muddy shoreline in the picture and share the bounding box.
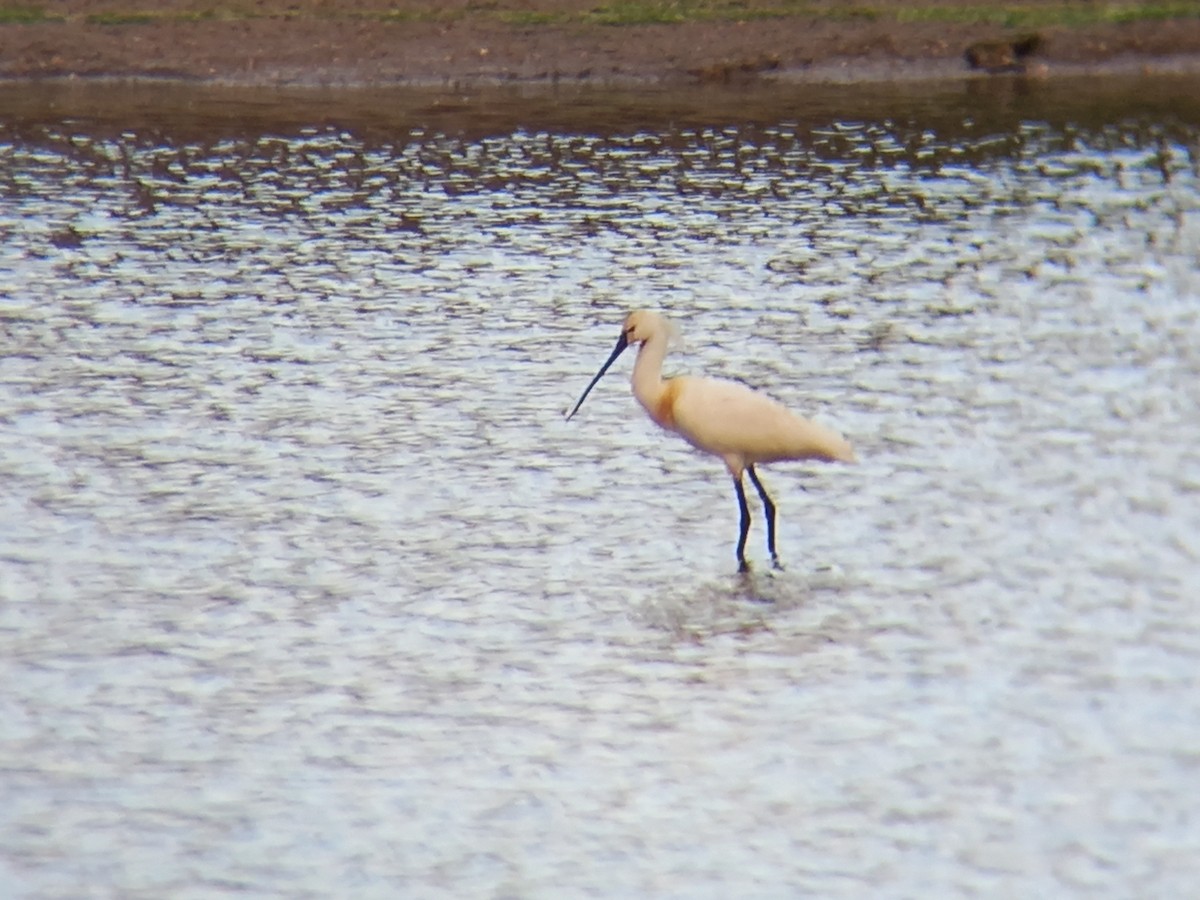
[3,4,1200,87]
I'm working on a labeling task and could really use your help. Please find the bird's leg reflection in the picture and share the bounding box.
[734,566,777,604]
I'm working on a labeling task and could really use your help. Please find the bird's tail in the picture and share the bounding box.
[805,420,857,464]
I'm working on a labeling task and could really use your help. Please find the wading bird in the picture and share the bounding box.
[566,310,855,572]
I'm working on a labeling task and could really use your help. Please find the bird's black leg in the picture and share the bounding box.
[733,475,752,573]
[746,465,781,569]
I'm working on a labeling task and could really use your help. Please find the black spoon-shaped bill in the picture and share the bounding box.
[565,330,629,421]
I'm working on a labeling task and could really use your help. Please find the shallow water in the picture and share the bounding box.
[2,76,1199,897]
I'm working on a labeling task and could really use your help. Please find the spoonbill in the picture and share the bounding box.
[566,310,855,572]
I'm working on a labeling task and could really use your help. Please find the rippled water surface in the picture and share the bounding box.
[2,77,1200,897]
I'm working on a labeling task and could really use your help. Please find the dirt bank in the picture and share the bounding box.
[2,1,1200,85]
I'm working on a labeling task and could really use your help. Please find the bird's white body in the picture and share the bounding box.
[630,345,855,481]
[567,309,854,570]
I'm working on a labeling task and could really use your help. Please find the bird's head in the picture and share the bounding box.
[565,309,673,421]
[625,309,682,350]
[621,309,659,345]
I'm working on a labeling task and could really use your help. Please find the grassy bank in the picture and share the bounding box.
[2,0,1198,28]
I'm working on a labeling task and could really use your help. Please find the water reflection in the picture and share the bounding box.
[1,77,1199,897]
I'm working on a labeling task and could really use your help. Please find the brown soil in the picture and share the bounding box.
[2,2,1200,85]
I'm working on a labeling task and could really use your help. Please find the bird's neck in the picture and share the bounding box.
[631,334,670,424]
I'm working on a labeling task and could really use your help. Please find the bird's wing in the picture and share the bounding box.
[670,377,854,464]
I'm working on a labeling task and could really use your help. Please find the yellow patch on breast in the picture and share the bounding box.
[652,378,683,430]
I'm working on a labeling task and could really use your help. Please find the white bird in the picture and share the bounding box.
[567,310,855,571]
